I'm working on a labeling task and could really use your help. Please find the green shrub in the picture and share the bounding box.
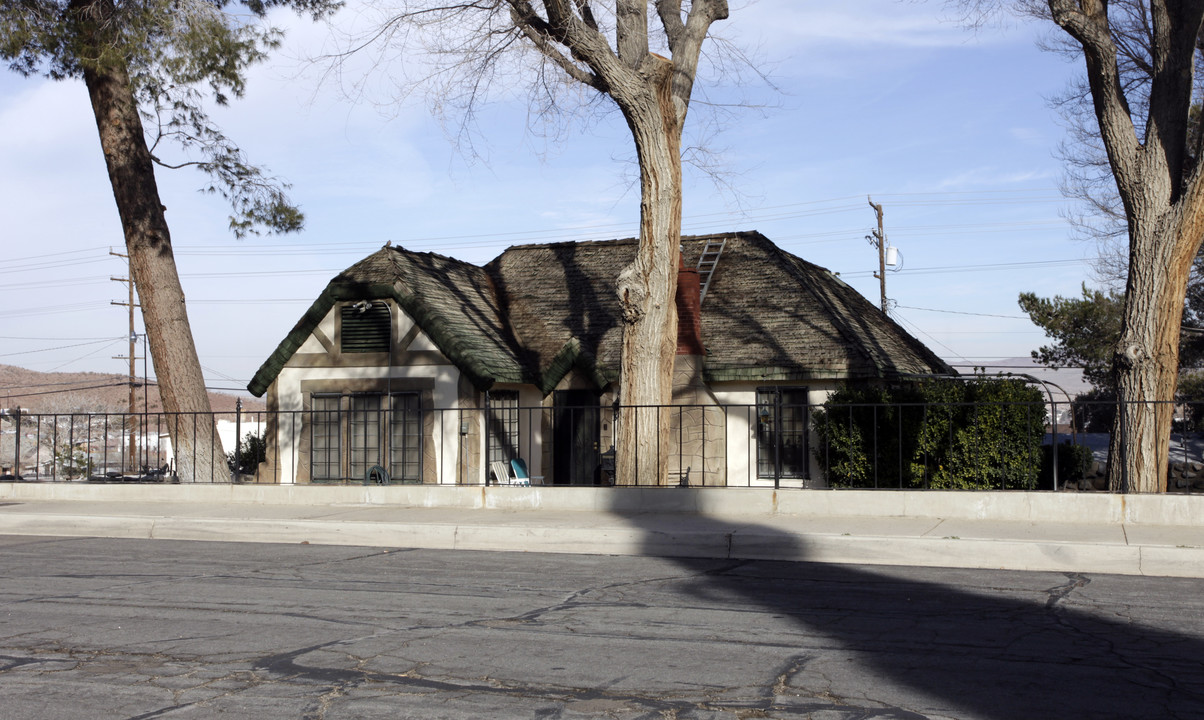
[1072,388,1116,433]
[1040,441,1094,490]
[813,378,1045,490]
[227,432,266,475]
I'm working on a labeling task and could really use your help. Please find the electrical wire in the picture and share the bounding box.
[0,382,132,399]
[895,305,1031,320]
[838,258,1085,279]
[0,338,126,359]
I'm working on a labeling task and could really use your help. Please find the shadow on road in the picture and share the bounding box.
[617,511,1204,720]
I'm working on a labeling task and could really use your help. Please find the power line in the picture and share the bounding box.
[0,246,109,267]
[0,338,124,358]
[0,382,131,399]
[0,377,128,390]
[838,257,1085,279]
[0,335,123,341]
[895,305,1031,320]
[891,310,970,364]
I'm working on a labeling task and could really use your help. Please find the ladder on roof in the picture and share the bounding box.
[695,238,726,304]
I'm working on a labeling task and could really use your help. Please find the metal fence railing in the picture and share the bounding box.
[0,400,1200,492]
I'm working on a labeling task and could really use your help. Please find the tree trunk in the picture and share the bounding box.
[80,50,226,483]
[1107,203,1204,493]
[614,65,682,486]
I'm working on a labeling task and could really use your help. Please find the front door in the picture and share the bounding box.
[553,390,600,485]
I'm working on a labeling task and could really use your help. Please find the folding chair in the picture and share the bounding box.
[489,460,514,485]
[510,458,543,486]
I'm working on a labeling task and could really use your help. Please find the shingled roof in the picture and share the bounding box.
[248,231,953,397]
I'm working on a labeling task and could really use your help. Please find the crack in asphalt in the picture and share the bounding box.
[252,640,896,719]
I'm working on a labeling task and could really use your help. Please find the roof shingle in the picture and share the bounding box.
[247,232,952,397]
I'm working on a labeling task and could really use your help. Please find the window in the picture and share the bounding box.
[390,393,423,483]
[310,392,423,483]
[486,391,520,466]
[350,394,382,479]
[311,395,342,481]
[341,302,391,353]
[757,387,809,480]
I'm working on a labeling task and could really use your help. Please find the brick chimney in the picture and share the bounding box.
[676,256,705,355]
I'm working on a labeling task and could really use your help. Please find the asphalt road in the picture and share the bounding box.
[0,535,1201,720]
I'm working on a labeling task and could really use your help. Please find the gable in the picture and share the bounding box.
[248,247,531,397]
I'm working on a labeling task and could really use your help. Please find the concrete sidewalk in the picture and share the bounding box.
[0,483,1202,577]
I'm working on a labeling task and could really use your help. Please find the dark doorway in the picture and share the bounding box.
[553,390,600,485]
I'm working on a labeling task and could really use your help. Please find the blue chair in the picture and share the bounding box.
[511,458,543,485]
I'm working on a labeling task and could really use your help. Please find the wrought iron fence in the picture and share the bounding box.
[0,400,1200,491]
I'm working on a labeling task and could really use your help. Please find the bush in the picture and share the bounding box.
[813,378,1046,490]
[1072,388,1116,433]
[227,432,266,475]
[1040,441,1094,490]
[1177,372,1204,432]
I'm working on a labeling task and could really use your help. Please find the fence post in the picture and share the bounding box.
[13,408,20,479]
[774,392,781,490]
[872,404,878,489]
[1119,398,1128,493]
[234,398,242,483]
[898,405,904,489]
[1051,399,1059,491]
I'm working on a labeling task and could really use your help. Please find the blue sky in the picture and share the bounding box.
[0,1,1096,395]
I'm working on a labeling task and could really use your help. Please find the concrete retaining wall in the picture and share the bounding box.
[0,482,1200,527]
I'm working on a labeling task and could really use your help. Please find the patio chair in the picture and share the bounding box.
[489,460,514,485]
[510,458,542,486]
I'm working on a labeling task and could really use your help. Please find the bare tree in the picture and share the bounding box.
[971,1,1204,492]
[336,1,734,483]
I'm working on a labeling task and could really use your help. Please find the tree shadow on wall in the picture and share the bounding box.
[617,511,1204,720]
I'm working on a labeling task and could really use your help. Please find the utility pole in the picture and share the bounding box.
[110,250,140,471]
[867,196,888,314]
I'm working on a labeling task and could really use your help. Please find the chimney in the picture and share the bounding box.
[676,256,705,355]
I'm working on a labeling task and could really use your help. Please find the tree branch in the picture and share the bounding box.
[1142,0,1204,202]
[614,0,647,68]
[510,12,602,89]
[660,0,728,125]
[1047,0,1144,207]
[655,0,685,50]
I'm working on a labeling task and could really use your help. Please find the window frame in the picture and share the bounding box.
[389,392,423,483]
[310,394,343,482]
[486,390,521,467]
[756,386,810,481]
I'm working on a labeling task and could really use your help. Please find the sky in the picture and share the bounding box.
[0,1,1100,397]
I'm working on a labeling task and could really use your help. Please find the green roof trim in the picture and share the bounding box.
[247,287,340,397]
[537,338,613,395]
[248,270,530,397]
[703,365,931,383]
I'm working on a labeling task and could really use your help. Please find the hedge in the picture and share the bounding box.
[812,378,1046,490]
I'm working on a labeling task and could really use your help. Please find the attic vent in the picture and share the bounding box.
[341,302,391,353]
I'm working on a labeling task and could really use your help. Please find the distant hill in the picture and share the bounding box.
[0,364,263,414]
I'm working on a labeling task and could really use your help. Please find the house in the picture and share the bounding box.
[247,231,953,487]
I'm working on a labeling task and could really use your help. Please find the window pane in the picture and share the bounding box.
[350,395,382,480]
[487,391,520,465]
[757,388,809,479]
[390,393,422,482]
[311,395,341,481]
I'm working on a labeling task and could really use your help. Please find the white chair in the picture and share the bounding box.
[489,460,515,485]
